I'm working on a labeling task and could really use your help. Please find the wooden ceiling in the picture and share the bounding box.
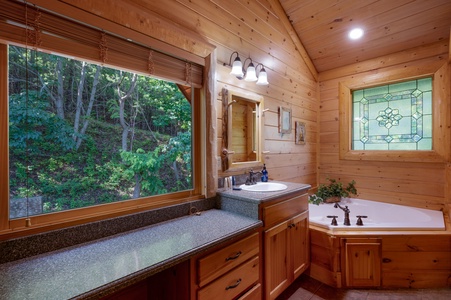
[278,0,451,72]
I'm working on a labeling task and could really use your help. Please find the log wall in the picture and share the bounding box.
[24,0,450,211]
[43,0,320,188]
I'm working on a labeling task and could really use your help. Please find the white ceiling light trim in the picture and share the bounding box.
[348,28,364,40]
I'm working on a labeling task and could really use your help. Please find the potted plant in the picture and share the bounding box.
[309,178,357,205]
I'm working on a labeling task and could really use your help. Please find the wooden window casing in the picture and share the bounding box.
[0,1,206,239]
[339,61,450,163]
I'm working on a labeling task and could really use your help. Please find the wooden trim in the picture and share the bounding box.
[1,192,204,240]
[204,52,217,198]
[0,0,203,87]
[0,44,8,231]
[27,0,213,65]
[339,63,450,163]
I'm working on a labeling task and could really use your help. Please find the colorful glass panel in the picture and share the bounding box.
[352,78,432,150]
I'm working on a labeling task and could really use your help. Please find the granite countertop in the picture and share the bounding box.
[0,209,261,300]
[218,181,311,203]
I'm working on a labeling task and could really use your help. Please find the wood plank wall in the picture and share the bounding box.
[318,41,450,211]
[25,0,449,211]
[50,0,319,188]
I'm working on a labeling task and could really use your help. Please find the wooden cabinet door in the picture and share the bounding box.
[289,211,309,280]
[264,220,290,300]
[343,238,381,287]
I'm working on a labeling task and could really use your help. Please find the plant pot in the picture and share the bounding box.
[324,196,341,203]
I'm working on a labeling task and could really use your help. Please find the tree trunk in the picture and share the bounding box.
[117,72,138,151]
[73,61,87,142]
[55,58,65,119]
[75,65,101,150]
[133,174,142,199]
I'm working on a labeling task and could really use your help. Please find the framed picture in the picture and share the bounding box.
[279,106,292,134]
[295,121,306,145]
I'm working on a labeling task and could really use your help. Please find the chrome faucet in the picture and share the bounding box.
[245,169,261,185]
[334,202,351,226]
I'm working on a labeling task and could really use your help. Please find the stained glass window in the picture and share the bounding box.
[352,78,432,150]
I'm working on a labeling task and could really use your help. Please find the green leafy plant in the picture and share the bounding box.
[309,178,357,205]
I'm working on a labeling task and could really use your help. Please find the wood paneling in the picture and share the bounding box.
[33,0,319,189]
[279,0,451,72]
[318,41,450,211]
[310,228,451,289]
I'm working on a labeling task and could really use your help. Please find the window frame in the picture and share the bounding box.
[0,43,205,238]
[339,62,450,163]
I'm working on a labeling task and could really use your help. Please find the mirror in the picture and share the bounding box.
[221,88,264,171]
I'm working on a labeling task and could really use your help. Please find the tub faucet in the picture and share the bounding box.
[334,202,351,226]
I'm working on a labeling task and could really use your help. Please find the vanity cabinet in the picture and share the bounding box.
[191,232,261,300]
[262,193,309,300]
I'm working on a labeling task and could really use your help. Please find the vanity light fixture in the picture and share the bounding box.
[255,64,269,85]
[228,51,244,78]
[243,58,257,82]
[224,51,269,85]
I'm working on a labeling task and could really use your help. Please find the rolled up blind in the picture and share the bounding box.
[0,0,203,87]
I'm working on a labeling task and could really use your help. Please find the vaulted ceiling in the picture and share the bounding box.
[278,0,451,72]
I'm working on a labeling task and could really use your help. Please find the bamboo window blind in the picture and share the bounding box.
[0,0,203,87]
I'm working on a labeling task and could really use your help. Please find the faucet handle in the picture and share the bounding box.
[327,215,338,226]
[356,215,367,226]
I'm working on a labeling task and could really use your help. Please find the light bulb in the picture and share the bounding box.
[244,63,257,82]
[230,57,243,77]
[256,67,269,85]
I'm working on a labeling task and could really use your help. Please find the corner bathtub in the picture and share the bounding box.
[309,198,446,231]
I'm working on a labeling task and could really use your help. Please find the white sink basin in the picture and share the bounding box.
[239,182,288,192]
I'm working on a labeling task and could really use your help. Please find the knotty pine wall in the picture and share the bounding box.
[318,40,451,211]
[44,0,320,189]
[26,0,450,212]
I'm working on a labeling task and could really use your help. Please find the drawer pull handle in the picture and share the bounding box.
[225,278,242,290]
[225,251,242,261]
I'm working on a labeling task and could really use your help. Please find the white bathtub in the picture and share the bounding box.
[309,198,445,231]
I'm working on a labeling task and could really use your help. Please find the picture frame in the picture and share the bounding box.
[295,121,306,145]
[279,106,292,134]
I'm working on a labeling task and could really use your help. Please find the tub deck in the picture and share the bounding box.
[307,201,451,289]
[309,198,446,231]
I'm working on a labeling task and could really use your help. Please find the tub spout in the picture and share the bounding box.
[334,202,351,226]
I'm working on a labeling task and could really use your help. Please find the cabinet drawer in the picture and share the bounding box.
[263,194,307,228]
[197,233,259,287]
[198,256,259,300]
[237,283,261,300]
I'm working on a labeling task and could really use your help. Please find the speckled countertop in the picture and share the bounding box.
[0,209,261,300]
[217,181,311,220]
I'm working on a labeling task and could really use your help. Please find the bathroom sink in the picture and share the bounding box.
[239,182,288,192]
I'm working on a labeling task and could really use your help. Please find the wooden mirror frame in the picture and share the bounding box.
[221,88,264,172]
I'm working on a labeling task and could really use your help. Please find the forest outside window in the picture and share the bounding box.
[7,45,196,220]
[0,1,205,234]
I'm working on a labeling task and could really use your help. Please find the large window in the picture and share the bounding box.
[0,1,205,234]
[352,78,432,151]
[8,46,194,219]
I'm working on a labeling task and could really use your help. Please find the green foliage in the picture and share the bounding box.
[8,45,194,214]
[9,91,76,152]
[309,178,357,205]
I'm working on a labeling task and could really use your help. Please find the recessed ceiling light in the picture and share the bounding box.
[348,28,364,40]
